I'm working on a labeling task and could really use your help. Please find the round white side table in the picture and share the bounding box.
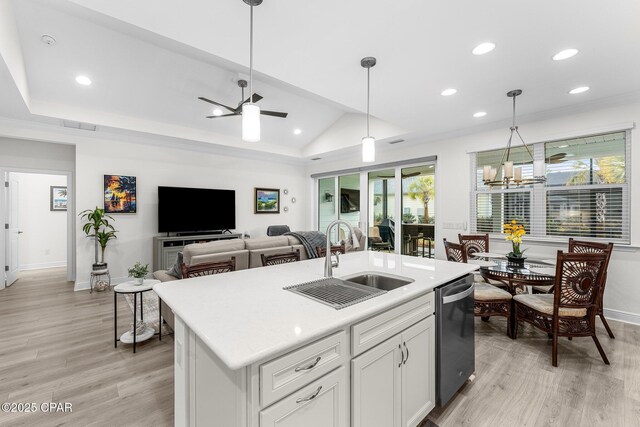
[114,279,161,353]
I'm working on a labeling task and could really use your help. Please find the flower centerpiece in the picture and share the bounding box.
[504,219,527,268]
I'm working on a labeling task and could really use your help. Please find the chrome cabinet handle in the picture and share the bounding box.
[295,357,321,372]
[403,342,409,365]
[398,344,404,367]
[296,386,322,403]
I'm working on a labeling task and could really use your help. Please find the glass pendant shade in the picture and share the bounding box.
[242,103,260,142]
[362,136,375,163]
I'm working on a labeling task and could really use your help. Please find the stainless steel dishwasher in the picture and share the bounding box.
[435,274,475,406]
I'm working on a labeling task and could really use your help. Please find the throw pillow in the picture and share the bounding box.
[167,252,184,279]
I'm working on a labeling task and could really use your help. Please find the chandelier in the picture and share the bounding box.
[482,89,546,188]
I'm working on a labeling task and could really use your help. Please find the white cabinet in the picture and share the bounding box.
[352,316,435,427]
[401,317,436,427]
[351,333,402,427]
[259,366,348,427]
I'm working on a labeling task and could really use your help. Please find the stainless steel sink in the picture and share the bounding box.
[284,277,387,310]
[340,272,414,291]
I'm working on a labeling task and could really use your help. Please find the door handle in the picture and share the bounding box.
[17,231,24,234]
[442,284,474,304]
[403,342,409,365]
[296,386,322,403]
[398,344,404,367]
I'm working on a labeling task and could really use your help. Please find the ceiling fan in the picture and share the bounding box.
[198,80,288,119]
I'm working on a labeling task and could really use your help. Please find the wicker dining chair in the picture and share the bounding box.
[181,257,236,278]
[513,251,609,367]
[443,239,468,263]
[261,250,301,266]
[458,233,490,258]
[568,238,615,338]
[316,243,346,257]
[444,238,513,335]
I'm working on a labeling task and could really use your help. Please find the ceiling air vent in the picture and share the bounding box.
[387,139,405,145]
[311,157,322,161]
[62,120,97,131]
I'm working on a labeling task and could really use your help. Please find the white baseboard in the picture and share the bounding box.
[603,308,640,326]
[20,261,67,271]
[74,275,129,292]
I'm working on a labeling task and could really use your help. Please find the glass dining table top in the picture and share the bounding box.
[482,261,556,278]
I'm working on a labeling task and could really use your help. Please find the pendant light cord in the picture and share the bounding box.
[249,4,254,102]
[366,67,370,137]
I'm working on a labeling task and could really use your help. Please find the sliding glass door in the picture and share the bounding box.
[316,160,436,256]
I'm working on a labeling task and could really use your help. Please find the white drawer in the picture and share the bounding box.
[260,330,347,408]
[351,292,434,356]
[260,366,348,427]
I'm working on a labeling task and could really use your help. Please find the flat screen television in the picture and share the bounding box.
[158,186,236,233]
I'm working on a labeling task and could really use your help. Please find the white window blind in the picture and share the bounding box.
[471,130,630,243]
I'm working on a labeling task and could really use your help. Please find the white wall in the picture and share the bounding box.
[14,172,67,270]
[75,137,308,288]
[307,100,640,323]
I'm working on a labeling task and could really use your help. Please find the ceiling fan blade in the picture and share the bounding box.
[205,113,239,118]
[260,110,288,118]
[236,93,264,111]
[546,152,567,164]
[198,97,237,112]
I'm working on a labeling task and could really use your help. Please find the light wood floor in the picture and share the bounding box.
[0,268,174,426]
[430,314,640,427]
[2,269,639,426]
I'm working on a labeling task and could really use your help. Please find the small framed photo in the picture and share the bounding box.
[255,188,280,214]
[50,186,67,211]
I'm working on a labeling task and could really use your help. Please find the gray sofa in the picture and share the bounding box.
[154,230,365,328]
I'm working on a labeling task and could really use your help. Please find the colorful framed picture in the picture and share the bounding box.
[50,186,67,211]
[255,188,280,214]
[104,175,137,214]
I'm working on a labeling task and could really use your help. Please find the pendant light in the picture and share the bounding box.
[361,57,377,163]
[482,89,546,188]
[242,0,262,142]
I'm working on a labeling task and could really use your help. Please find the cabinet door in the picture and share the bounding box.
[401,316,435,427]
[352,335,402,427]
[260,366,348,427]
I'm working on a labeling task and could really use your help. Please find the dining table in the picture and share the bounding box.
[477,260,556,295]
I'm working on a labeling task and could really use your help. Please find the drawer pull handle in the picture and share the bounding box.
[296,386,322,403]
[403,342,409,365]
[295,356,321,372]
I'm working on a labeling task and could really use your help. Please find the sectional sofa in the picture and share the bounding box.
[154,232,365,328]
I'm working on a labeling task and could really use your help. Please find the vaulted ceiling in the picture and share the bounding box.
[1,0,639,161]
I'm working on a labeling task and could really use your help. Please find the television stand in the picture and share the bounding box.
[153,232,242,271]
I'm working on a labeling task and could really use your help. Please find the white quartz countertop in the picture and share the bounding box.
[154,251,477,370]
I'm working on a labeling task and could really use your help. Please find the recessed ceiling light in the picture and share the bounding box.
[473,111,487,118]
[553,48,579,61]
[441,88,457,96]
[293,128,302,135]
[40,34,56,45]
[75,75,92,86]
[472,42,495,55]
[212,108,223,116]
[569,86,590,94]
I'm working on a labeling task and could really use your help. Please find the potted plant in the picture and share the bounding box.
[96,229,117,266]
[504,219,527,268]
[79,207,116,270]
[128,262,149,285]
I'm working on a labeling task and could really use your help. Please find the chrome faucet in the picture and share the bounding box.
[324,220,360,278]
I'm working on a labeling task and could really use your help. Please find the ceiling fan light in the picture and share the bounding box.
[242,103,260,142]
[362,136,375,163]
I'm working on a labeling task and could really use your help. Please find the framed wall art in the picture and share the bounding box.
[50,186,67,211]
[254,188,280,214]
[104,175,137,214]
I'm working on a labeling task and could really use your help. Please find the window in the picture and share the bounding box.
[471,131,630,243]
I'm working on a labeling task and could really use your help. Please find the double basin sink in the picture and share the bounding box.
[284,272,414,310]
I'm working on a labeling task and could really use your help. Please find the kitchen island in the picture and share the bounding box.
[154,251,477,427]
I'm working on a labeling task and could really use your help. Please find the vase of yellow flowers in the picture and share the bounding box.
[504,219,527,268]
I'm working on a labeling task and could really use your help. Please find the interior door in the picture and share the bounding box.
[5,173,19,286]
